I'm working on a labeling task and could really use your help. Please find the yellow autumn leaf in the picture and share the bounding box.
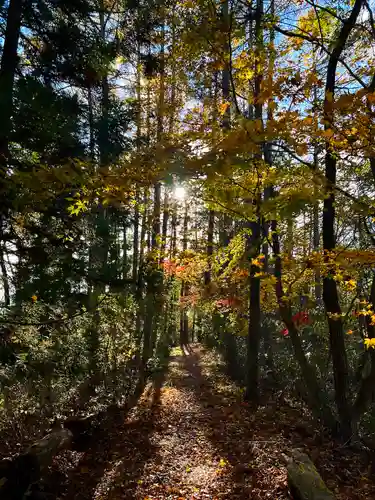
[364,338,375,349]
[344,279,356,291]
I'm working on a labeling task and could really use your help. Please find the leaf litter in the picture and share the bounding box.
[41,345,375,499]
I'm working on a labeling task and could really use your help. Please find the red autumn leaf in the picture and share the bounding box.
[292,311,310,326]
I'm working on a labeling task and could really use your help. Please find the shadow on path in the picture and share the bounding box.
[167,346,289,499]
[174,345,375,500]
[39,345,375,500]
[42,367,168,500]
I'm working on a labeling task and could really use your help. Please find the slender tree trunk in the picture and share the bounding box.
[151,22,165,253]
[245,0,263,404]
[204,210,215,285]
[133,44,142,285]
[168,8,176,136]
[99,6,109,166]
[88,86,95,160]
[135,188,148,348]
[180,201,189,346]
[122,222,127,280]
[0,221,10,306]
[259,0,275,377]
[161,187,169,261]
[312,57,322,304]
[271,215,336,428]
[86,3,111,386]
[204,67,219,287]
[143,18,166,361]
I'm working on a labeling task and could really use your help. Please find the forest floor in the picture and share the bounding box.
[44,344,375,500]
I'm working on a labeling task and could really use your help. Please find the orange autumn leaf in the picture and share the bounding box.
[218,102,230,115]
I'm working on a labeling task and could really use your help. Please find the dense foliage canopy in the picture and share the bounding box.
[1,0,375,492]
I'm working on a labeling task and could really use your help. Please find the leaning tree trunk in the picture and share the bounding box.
[271,214,336,429]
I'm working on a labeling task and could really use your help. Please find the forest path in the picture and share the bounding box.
[51,345,374,500]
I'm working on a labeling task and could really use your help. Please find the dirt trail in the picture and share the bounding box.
[45,345,375,499]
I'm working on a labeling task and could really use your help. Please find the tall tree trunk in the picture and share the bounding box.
[168,7,176,136]
[135,188,148,349]
[322,0,362,438]
[0,221,10,306]
[204,210,215,285]
[161,187,169,261]
[86,2,111,386]
[260,0,275,377]
[99,5,109,167]
[0,0,22,193]
[204,67,219,287]
[122,221,127,280]
[180,201,189,346]
[312,55,322,304]
[88,86,95,160]
[143,18,165,361]
[351,87,375,426]
[245,0,263,404]
[151,22,165,253]
[133,43,142,285]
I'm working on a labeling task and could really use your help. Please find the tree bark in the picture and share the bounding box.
[245,0,263,404]
[161,187,169,261]
[204,209,215,285]
[0,0,22,171]
[0,429,73,500]
[322,0,363,438]
[180,201,189,346]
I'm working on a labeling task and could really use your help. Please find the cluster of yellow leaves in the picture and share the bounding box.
[364,338,375,349]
